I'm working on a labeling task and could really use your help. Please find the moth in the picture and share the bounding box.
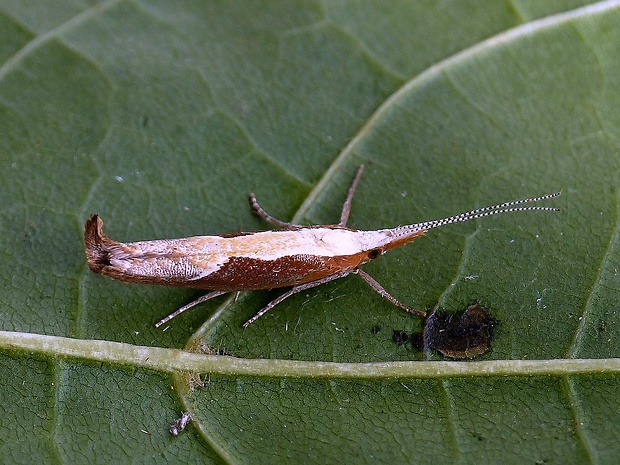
[84,165,559,328]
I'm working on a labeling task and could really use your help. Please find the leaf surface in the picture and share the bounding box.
[1,1,619,463]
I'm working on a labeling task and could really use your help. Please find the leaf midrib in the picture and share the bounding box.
[2,330,620,378]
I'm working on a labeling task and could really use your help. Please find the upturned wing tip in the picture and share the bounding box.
[84,214,109,273]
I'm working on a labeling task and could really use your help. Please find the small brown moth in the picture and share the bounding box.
[84,165,559,328]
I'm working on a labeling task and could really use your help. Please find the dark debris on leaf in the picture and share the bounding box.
[423,304,498,359]
[392,329,410,345]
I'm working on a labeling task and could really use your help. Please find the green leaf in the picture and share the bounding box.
[1,0,619,463]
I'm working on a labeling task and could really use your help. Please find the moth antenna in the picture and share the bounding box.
[411,192,561,231]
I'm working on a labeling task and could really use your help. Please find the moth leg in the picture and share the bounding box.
[155,290,229,328]
[249,193,299,228]
[339,164,365,226]
[242,271,351,327]
[354,269,426,317]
